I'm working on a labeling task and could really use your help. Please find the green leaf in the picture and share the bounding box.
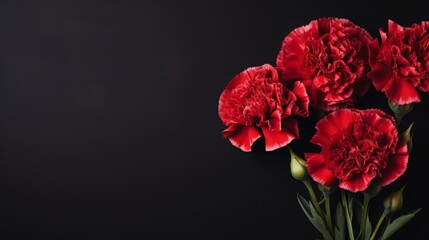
[364,213,372,240]
[400,122,414,152]
[380,208,421,240]
[297,194,312,214]
[347,192,355,220]
[334,202,345,240]
[355,202,372,240]
[297,194,333,240]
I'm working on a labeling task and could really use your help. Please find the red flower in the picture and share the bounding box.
[277,17,373,111]
[305,108,408,192]
[218,64,309,152]
[368,20,429,104]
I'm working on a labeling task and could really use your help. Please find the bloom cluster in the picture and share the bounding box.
[218,17,424,240]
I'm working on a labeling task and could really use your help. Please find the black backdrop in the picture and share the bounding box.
[1,1,428,239]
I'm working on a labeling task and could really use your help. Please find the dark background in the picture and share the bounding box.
[0,1,428,239]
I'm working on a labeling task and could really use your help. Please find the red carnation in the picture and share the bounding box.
[305,108,408,192]
[368,20,429,104]
[277,17,373,111]
[218,64,309,152]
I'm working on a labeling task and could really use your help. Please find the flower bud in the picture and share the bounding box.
[388,99,414,127]
[288,147,308,181]
[388,100,414,117]
[383,185,406,213]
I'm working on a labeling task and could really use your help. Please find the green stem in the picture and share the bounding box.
[341,190,355,240]
[324,193,333,236]
[369,209,389,240]
[359,195,370,240]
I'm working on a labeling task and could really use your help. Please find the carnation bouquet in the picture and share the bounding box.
[218,17,425,240]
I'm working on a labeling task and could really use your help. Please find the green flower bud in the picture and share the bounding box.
[388,100,414,127]
[288,147,308,181]
[383,185,406,213]
[388,100,414,116]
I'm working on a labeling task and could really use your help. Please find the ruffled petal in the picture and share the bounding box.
[305,153,337,186]
[378,140,408,186]
[218,69,252,124]
[291,81,309,117]
[221,69,250,94]
[311,109,355,147]
[222,125,261,152]
[324,90,350,102]
[262,118,298,151]
[246,64,279,82]
[368,65,394,91]
[383,76,421,104]
[276,20,318,80]
[387,19,404,37]
[359,110,397,137]
[339,173,373,192]
[379,28,387,42]
[269,109,282,132]
[302,79,322,110]
[368,39,381,68]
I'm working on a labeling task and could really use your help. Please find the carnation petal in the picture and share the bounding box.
[246,64,279,82]
[379,28,387,42]
[305,153,337,186]
[262,118,298,151]
[339,173,373,192]
[378,140,408,187]
[325,91,349,102]
[387,19,404,36]
[260,109,282,132]
[384,76,421,104]
[363,108,395,123]
[276,20,318,80]
[303,79,322,110]
[368,66,393,91]
[218,69,253,124]
[360,110,397,135]
[368,39,381,67]
[311,109,354,146]
[222,69,250,93]
[223,125,261,152]
[291,81,309,117]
